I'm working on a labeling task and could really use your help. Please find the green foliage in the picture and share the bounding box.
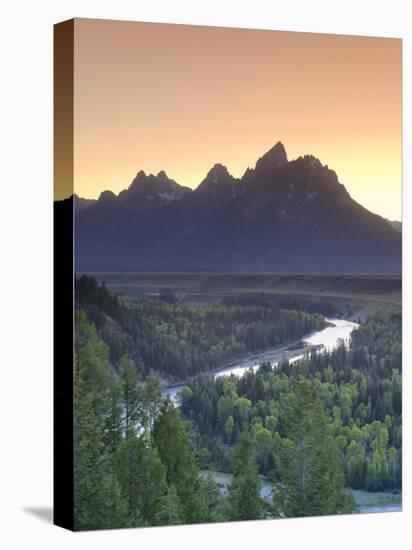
[346,440,365,488]
[155,485,183,526]
[120,354,140,434]
[76,274,325,381]
[74,310,129,530]
[227,431,263,521]
[225,416,234,443]
[181,312,402,495]
[142,371,163,432]
[114,430,167,521]
[74,282,401,528]
[152,400,213,523]
[273,381,355,517]
[74,310,220,530]
[178,385,193,404]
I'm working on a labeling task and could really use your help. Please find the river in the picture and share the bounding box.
[165,317,359,401]
[165,318,402,514]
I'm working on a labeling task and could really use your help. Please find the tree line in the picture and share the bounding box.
[179,312,402,493]
[74,309,223,529]
[74,277,401,529]
[75,274,325,381]
[74,308,359,529]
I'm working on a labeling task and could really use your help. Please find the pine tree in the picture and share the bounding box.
[274,380,355,518]
[114,428,167,523]
[97,471,129,530]
[227,431,263,521]
[74,311,129,529]
[152,399,211,523]
[106,373,123,453]
[120,354,141,434]
[75,309,112,421]
[143,371,163,432]
[155,485,183,526]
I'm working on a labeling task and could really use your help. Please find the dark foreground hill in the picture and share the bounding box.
[72,141,401,273]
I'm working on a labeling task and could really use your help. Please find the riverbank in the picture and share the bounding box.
[165,317,359,400]
[200,470,401,514]
[349,489,402,514]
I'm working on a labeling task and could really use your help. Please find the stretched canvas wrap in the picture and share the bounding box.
[54,18,402,531]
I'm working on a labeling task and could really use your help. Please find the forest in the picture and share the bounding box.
[74,275,402,530]
[75,275,325,381]
[179,312,402,493]
[75,310,221,529]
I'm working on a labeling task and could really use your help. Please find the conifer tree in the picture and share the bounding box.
[114,428,167,522]
[120,354,141,434]
[152,399,211,523]
[274,380,355,517]
[106,373,123,453]
[227,431,263,521]
[74,311,129,530]
[143,371,163,432]
[155,485,183,526]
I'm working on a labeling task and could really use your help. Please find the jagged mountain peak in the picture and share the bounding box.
[114,168,191,211]
[191,164,241,207]
[157,169,168,180]
[131,169,147,183]
[254,141,288,174]
[128,169,184,191]
[205,163,231,181]
[196,163,239,197]
[128,170,152,189]
[75,140,401,273]
[300,154,322,168]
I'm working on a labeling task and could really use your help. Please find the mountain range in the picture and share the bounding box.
[72,142,401,273]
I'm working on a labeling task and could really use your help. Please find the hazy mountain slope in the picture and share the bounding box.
[386,219,402,233]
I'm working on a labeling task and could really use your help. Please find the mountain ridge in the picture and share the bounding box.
[72,141,401,273]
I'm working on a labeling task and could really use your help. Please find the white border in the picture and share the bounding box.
[0,1,410,549]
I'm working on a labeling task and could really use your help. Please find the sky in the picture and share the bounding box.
[61,19,401,220]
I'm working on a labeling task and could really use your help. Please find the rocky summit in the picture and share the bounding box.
[72,141,401,273]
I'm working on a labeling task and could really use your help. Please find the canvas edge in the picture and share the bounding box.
[53,18,75,532]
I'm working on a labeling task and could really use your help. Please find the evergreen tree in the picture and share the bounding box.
[106,373,123,453]
[96,471,129,530]
[155,485,183,526]
[75,310,112,420]
[74,311,129,530]
[114,428,167,522]
[227,431,263,521]
[274,380,355,517]
[120,354,141,434]
[152,400,211,523]
[143,371,163,432]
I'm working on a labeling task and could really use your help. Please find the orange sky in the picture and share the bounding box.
[68,19,401,220]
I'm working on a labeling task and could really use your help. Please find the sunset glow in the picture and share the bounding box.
[64,19,401,220]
